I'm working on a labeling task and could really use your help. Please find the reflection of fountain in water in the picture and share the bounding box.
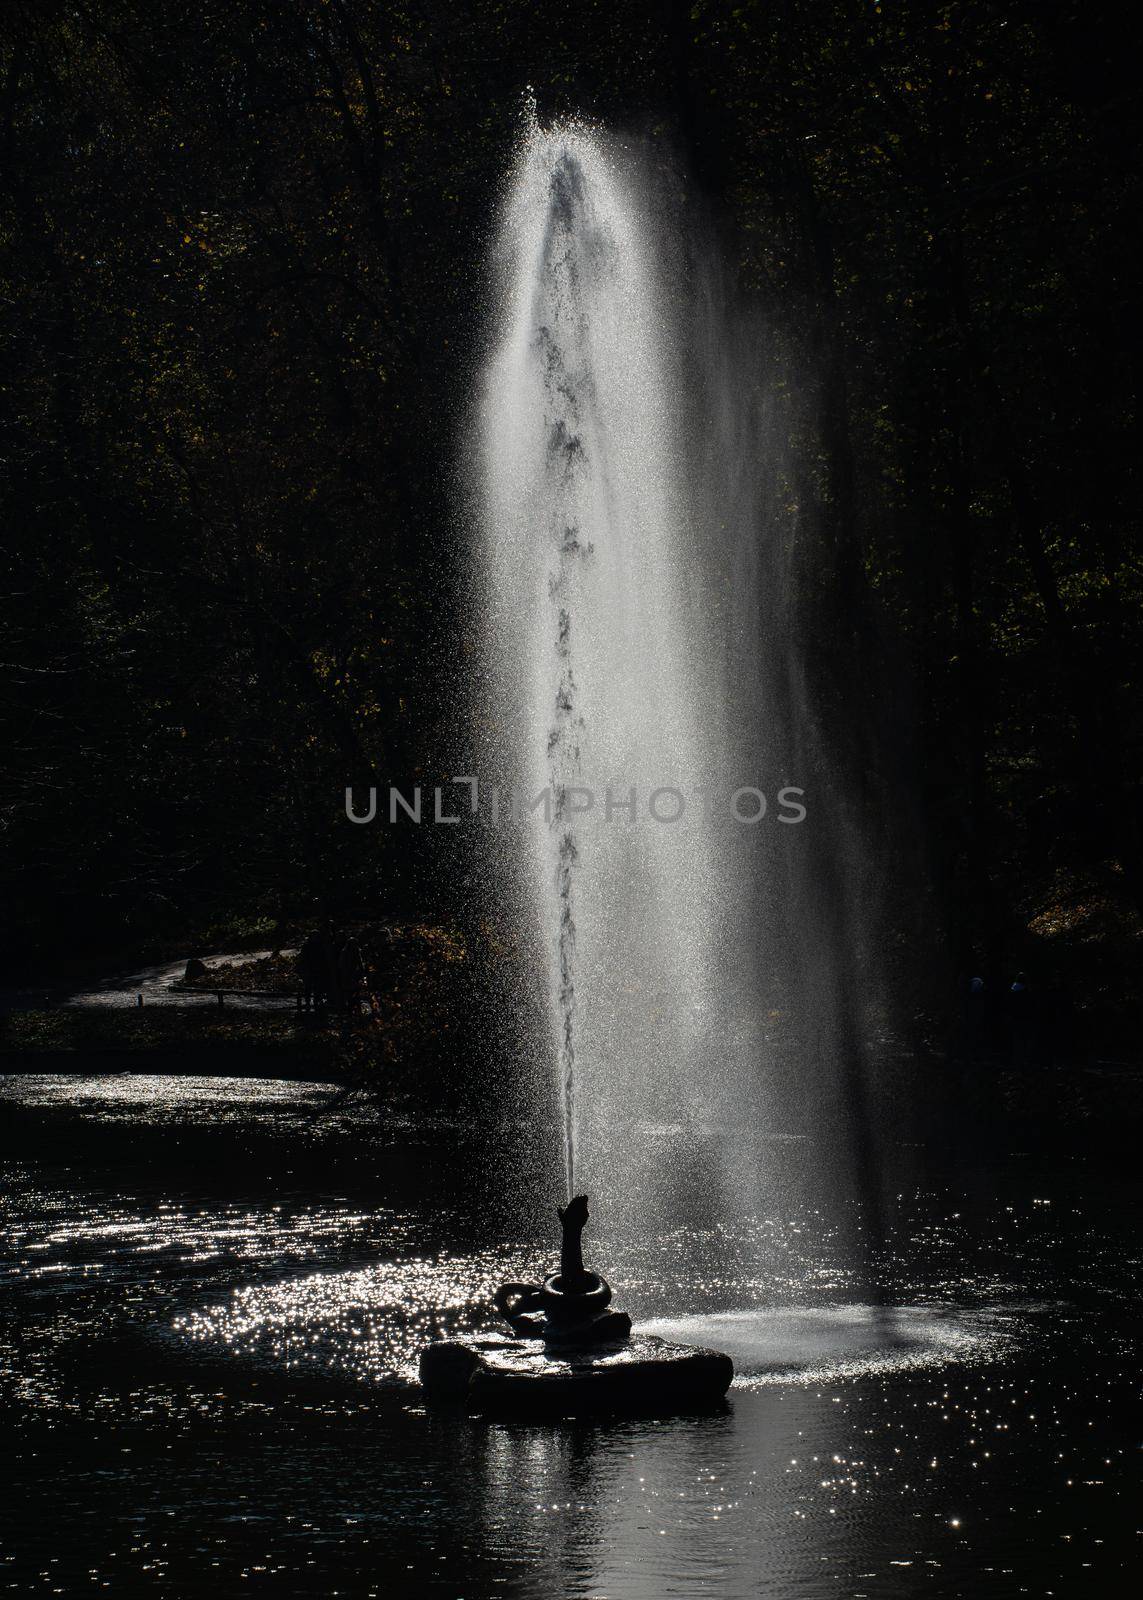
[476,118,887,1253]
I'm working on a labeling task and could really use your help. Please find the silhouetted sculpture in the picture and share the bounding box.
[493,1193,631,1344]
[421,1189,733,1410]
[558,1193,591,1287]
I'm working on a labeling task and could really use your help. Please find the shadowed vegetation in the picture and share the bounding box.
[1,0,1139,1050]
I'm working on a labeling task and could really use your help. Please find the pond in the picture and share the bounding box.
[1,1072,1139,1598]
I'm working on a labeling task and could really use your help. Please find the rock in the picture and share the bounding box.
[419,1332,733,1414]
[183,958,208,981]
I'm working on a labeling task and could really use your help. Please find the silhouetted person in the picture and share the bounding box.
[338,936,366,1015]
[298,929,336,1012]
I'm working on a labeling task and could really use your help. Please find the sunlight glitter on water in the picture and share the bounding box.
[4,1073,1139,1599]
[6,1189,391,1283]
[174,1250,541,1384]
[176,1266,1017,1392]
[5,1072,338,1118]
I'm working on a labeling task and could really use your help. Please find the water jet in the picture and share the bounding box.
[431,110,884,1401]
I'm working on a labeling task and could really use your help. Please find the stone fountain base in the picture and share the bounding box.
[419,1332,733,1414]
[419,1194,733,1413]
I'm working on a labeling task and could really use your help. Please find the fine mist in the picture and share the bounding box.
[471,115,895,1258]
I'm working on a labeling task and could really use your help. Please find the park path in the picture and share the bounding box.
[1,950,298,1014]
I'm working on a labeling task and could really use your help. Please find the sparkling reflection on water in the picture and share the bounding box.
[176,1267,1012,1391]
[2,1072,1141,1599]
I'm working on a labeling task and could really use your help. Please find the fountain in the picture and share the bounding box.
[473,113,738,1210]
[422,112,888,1405]
[419,1195,733,1411]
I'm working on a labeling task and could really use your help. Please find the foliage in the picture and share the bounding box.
[1,1,1139,1012]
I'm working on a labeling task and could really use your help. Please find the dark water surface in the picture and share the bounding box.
[2,1073,1140,1598]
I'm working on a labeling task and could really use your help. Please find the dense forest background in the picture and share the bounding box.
[1,1,1140,1033]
